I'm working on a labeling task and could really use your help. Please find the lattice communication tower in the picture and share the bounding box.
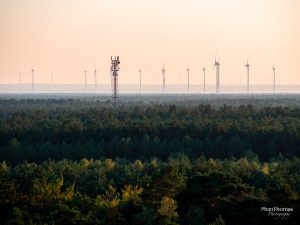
[111,56,120,104]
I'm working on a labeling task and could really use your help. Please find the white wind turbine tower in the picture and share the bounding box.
[139,69,142,94]
[31,68,35,92]
[162,65,166,93]
[187,68,190,94]
[203,67,206,94]
[245,59,250,94]
[84,70,87,90]
[273,66,276,94]
[213,58,220,94]
[94,68,97,91]
[19,72,22,84]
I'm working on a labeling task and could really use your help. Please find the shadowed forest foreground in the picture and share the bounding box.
[0,98,300,224]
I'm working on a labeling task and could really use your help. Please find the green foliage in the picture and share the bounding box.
[32,177,74,203]
[95,185,120,210]
[181,208,207,225]
[5,207,30,225]
[154,196,179,225]
[121,185,143,205]
[0,157,298,224]
[209,215,225,225]
[1,99,300,224]
[145,163,184,206]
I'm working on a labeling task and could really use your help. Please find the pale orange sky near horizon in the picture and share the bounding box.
[0,0,299,86]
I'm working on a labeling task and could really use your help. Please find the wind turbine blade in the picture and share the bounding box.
[213,57,217,70]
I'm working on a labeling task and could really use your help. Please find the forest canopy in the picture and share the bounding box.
[0,97,300,224]
[1,156,300,225]
[0,98,300,163]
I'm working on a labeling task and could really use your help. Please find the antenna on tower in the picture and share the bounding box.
[94,68,97,91]
[213,58,220,94]
[139,69,142,94]
[84,70,87,90]
[245,58,250,94]
[187,68,190,94]
[203,67,206,94]
[111,56,120,106]
[162,65,166,93]
[273,66,276,94]
[31,68,35,92]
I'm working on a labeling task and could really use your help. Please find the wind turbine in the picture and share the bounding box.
[203,67,206,94]
[162,65,166,92]
[273,66,276,94]
[187,68,190,94]
[94,68,97,91]
[245,59,250,94]
[213,58,220,94]
[139,69,142,94]
[84,70,87,90]
[31,68,35,92]
[19,72,22,84]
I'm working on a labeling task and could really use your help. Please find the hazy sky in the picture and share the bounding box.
[0,0,299,85]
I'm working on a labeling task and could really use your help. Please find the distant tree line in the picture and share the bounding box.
[1,99,300,163]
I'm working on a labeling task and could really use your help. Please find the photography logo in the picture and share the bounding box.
[261,207,293,220]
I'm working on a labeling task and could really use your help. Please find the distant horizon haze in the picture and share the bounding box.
[1,83,299,94]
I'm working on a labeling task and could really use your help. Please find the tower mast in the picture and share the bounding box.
[245,61,250,94]
[94,68,97,91]
[111,56,120,105]
[187,68,190,94]
[31,68,35,92]
[139,69,142,94]
[213,59,220,94]
[162,66,166,93]
[273,67,276,94]
[203,68,206,94]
